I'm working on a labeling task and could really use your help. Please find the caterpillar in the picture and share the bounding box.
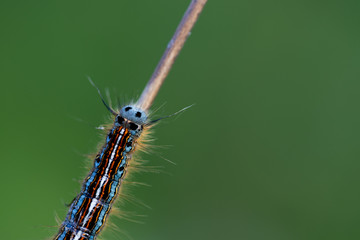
[52,1,207,239]
[54,101,151,240]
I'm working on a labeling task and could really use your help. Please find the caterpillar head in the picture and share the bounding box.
[119,105,147,125]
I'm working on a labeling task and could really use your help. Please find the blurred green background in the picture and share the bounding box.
[1,0,360,239]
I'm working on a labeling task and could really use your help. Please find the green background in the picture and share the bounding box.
[1,0,360,239]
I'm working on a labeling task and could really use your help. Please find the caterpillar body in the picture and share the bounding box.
[55,104,149,240]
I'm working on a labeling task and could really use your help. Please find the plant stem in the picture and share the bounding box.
[137,0,207,111]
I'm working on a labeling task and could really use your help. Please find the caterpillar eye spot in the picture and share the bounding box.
[117,116,124,125]
[135,112,142,118]
[125,107,132,111]
[129,123,138,130]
